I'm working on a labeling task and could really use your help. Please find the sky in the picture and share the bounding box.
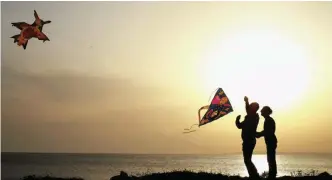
[1,1,332,154]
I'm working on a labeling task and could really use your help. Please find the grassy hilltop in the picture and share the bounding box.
[22,170,331,180]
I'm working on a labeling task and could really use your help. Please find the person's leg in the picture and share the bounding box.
[267,144,277,179]
[243,142,259,178]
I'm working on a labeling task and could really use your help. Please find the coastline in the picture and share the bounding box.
[4,153,331,180]
[3,152,332,156]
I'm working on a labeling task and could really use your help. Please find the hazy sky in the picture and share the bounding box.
[1,1,332,154]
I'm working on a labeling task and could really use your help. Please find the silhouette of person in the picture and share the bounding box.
[236,96,260,179]
[256,106,278,179]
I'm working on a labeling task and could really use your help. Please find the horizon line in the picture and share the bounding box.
[2,151,332,155]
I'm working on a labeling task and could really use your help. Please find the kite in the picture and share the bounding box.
[184,88,234,133]
[11,10,51,49]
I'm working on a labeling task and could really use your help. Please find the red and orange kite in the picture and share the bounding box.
[11,10,51,49]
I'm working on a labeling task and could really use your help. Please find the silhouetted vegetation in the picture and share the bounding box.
[110,170,332,180]
[22,175,84,180]
[21,170,331,180]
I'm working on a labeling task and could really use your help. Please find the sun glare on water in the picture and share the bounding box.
[238,155,270,176]
[200,29,311,111]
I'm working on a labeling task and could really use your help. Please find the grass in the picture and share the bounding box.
[289,170,320,177]
[22,175,84,180]
[21,170,331,180]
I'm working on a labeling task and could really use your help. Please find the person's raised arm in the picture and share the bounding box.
[244,96,250,114]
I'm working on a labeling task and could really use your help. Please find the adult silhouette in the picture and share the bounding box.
[236,96,260,179]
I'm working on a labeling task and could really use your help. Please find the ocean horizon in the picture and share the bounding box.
[2,152,332,180]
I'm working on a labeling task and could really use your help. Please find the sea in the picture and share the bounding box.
[1,153,332,180]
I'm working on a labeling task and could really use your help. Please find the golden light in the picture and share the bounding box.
[252,155,270,175]
[200,29,311,112]
[238,154,270,176]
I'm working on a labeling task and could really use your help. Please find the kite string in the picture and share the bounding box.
[184,124,199,131]
[183,88,219,134]
[183,129,197,133]
[183,124,199,133]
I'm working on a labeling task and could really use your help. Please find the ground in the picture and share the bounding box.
[22,171,332,180]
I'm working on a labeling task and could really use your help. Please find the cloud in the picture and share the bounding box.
[2,66,134,104]
[1,66,201,152]
[1,66,187,123]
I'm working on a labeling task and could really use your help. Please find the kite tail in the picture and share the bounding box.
[183,124,199,133]
[183,105,209,133]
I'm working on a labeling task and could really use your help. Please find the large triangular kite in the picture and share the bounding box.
[184,88,234,133]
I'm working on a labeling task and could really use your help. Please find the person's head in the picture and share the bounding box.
[260,106,273,117]
[249,102,260,113]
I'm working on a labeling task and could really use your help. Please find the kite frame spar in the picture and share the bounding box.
[184,88,234,133]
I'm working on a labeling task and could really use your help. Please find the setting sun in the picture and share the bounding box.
[200,29,311,111]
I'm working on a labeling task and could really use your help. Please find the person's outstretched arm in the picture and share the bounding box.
[256,131,262,138]
[256,129,264,138]
[235,115,243,129]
